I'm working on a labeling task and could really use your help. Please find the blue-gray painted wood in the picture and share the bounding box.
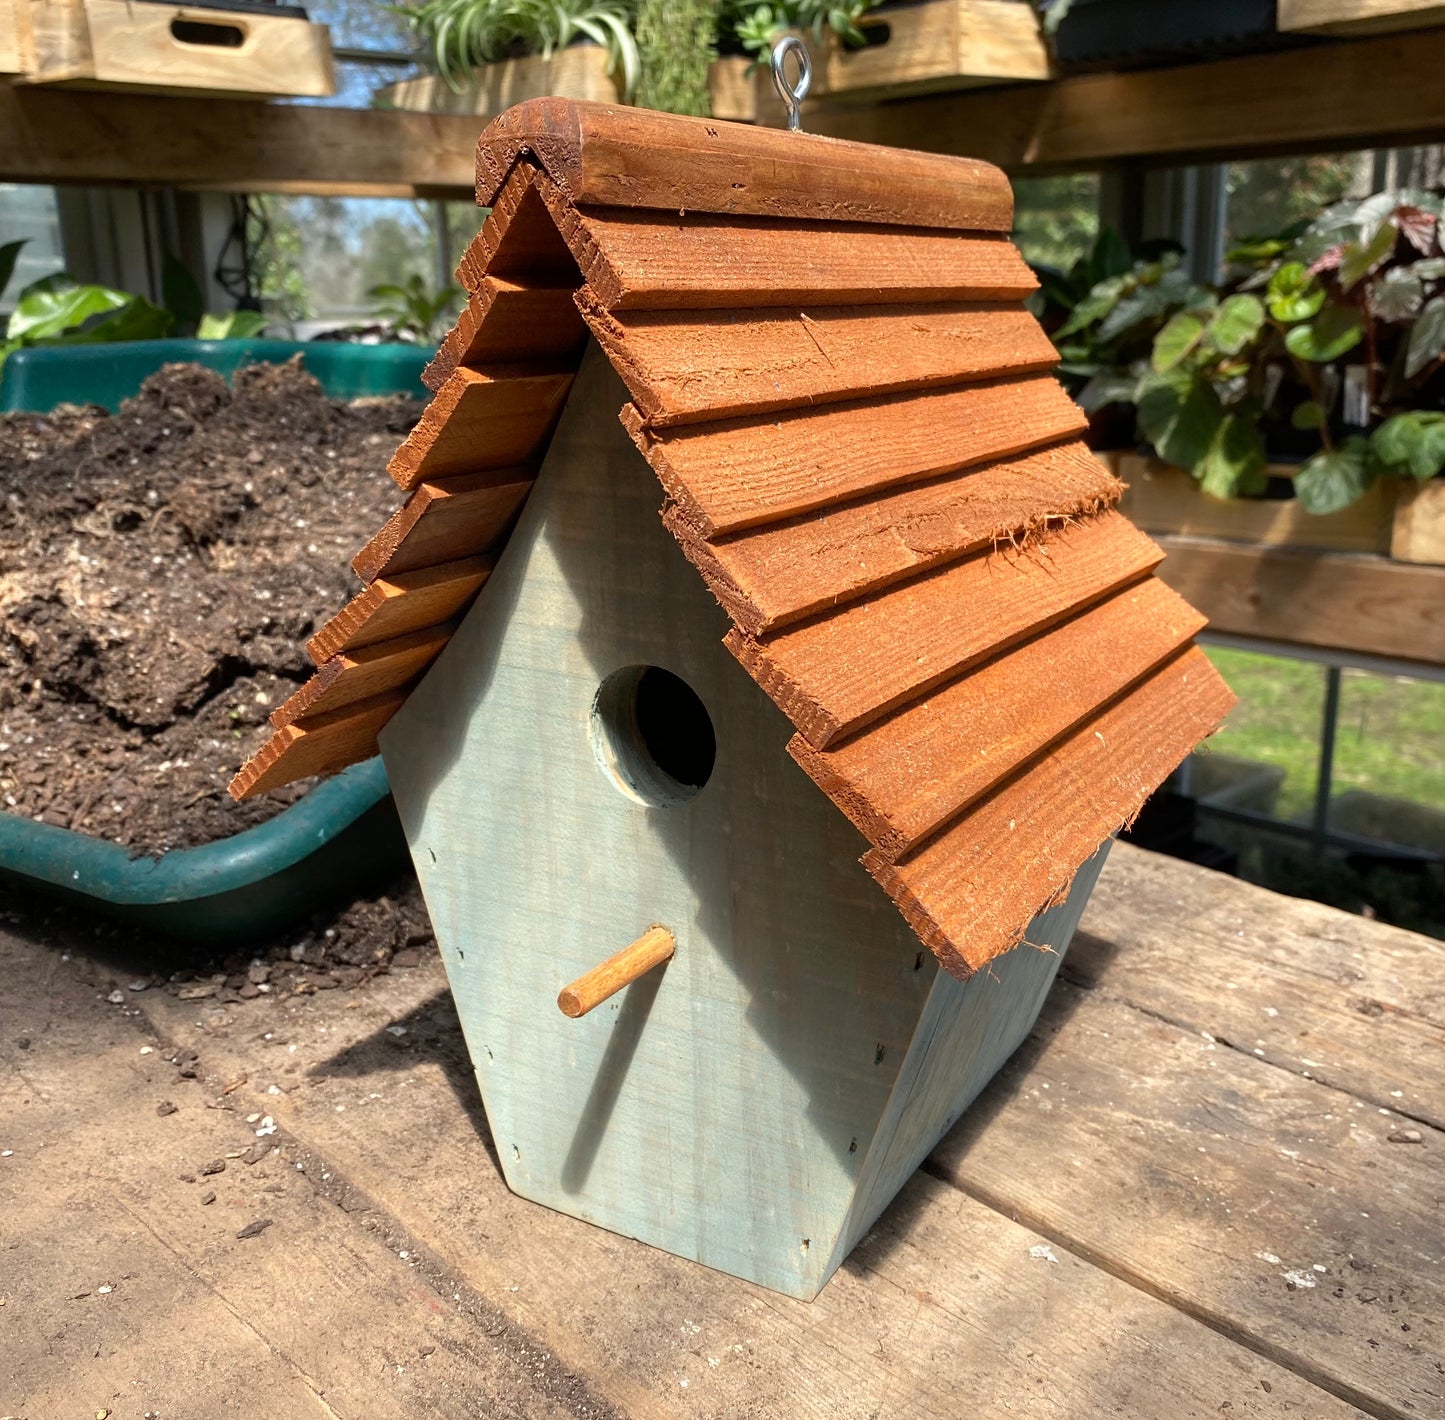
[380,343,1104,1299]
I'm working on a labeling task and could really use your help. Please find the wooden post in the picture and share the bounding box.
[558,928,675,1018]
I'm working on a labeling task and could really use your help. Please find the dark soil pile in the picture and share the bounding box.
[0,359,422,854]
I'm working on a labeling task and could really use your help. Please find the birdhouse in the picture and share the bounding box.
[233,100,1234,1299]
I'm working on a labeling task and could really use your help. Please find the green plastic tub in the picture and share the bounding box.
[0,339,425,942]
[0,338,430,413]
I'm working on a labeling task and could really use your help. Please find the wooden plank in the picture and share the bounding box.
[388,366,574,490]
[352,470,533,582]
[570,210,1039,311]
[930,970,1444,1418]
[728,511,1163,748]
[377,41,619,116]
[668,440,1120,635]
[475,96,1017,231]
[307,557,492,662]
[866,646,1235,976]
[1115,452,1398,554]
[138,944,1374,1420]
[269,624,454,729]
[454,163,579,292]
[18,0,333,97]
[1072,839,1445,1128]
[806,31,1445,172]
[228,689,404,798]
[791,579,1206,858]
[424,279,587,391]
[584,297,1059,428]
[1153,534,1445,665]
[1390,478,1445,564]
[632,374,1087,536]
[1,37,1438,195]
[1277,0,1444,34]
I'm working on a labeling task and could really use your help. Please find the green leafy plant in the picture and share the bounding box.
[718,0,880,59]
[368,275,461,344]
[394,0,641,96]
[1134,191,1445,511]
[1,263,269,375]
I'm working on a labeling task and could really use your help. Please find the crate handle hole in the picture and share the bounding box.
[858,20,891,48]
[170,18,247,48]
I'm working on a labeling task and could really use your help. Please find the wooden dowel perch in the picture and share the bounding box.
[558,928,675,1018]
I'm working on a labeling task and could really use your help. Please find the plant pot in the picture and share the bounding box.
[0,337,430,414]
[376,41,618,118]
[5,0,333,98]
[1108,451,1400,554]
[1050,0,1293,68]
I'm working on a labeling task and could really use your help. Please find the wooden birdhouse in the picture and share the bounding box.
[232,100,1234,1299]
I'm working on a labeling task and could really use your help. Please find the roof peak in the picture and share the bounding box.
[475,98,1015,233]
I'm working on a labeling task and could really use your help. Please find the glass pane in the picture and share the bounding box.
[0,184,66,310]
[253,195,442,333]
[1328,669,1445,853]
[1011,174,1100,272]
[1224,145,1444,249]
[1191,646,1325,822]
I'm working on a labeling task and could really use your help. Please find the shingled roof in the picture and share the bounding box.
[231,99,1235,980]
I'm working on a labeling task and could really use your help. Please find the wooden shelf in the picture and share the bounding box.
[1153,535,1445,668]
[1,30,1441,196]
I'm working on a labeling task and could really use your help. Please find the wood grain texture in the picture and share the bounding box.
[454,163,578,291]
[556,927,676,1018]
[307,558,493,663]
[792,579,1206,859]
[729,511,1163,748]
[474,97,1016,230]
[1276,0,1442,33]
[387,366,574,489]
[866,647,1235,975]
[229,690,405,799]
[1078,840,1445,1129]
[1115,453,1398,554]
[933,965,1444,1417]
[1390,477,1445,564]
[352,471,533,582]
[269,624,454,730]
[583,295,1059,427]
[1153,534,1445,665]
[424,278,587,392]
[669,439,1120,635]
[571,208,1038,310]
[632,374,1086,536]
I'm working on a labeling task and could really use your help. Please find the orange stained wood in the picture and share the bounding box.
[790,579,1208,860]
[474,98,1017,232]
[557,927,676,1018]
[455,164,579,293]
[629,375,1086,535]
[865,646,1237,978]
[583,297,1059,427]
[425,279,588,392]
[667,440,1121,635]
[728,511,1164,749]
[307,557,494,663]
[352,471,533,582]
[270,624,456,730]
[388,365,575,489]
[569,210,1039,311]
[230,691,408,800]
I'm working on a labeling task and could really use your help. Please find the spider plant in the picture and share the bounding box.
[395,0,640,97]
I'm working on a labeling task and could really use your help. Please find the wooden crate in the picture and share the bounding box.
[716,0,1051,123]
[12,0,333,97]
[378,44,619,117]
[1,0,24,72]
[1391,479,1445,564]
[1108,452,1399,555]
[1277,0,1444,35]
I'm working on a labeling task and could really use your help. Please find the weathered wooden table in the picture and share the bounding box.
[3,842,1440,1417]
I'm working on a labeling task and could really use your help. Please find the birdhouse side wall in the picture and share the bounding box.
[380,347,942,1297]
